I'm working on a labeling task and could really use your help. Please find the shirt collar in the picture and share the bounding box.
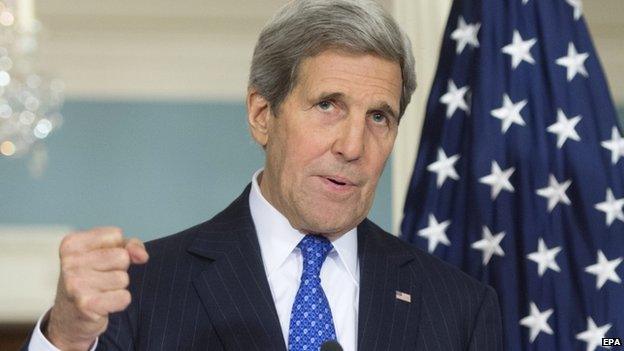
[248,168,359,285]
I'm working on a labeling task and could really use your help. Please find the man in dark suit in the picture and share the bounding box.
[25,0,502,350]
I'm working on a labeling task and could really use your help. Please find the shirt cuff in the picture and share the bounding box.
[28,310,98,351]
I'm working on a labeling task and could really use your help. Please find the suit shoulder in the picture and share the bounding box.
[364,219,492,296]
[143,185,252,256]
[143,221,204,256]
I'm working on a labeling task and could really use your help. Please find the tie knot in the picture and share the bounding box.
[298,235,333,277]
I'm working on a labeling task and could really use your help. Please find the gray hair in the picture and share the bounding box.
[248,0,416,120]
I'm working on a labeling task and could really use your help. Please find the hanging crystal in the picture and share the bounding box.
[0,0,64,161]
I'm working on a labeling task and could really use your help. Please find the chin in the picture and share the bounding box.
[299,209,364,236]
[292,188,370,234]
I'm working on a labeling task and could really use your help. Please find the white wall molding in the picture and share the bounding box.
[0,226,69,323]
[29,1,622,103]
[35,0,393,101]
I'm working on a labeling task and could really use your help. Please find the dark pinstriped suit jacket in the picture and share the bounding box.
[27,184,503,350]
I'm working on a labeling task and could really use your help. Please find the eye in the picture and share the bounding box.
[317,100,335,112]
[371,112,388,125]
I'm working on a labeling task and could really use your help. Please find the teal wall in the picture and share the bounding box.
[0,100,393,240]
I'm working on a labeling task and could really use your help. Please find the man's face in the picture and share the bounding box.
[248,49,402,238]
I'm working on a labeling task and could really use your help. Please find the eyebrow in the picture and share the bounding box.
[313,91,399,122]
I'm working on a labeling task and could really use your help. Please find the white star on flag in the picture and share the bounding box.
[519,302,554,343]
[440,80,470,118]
[594,188,624,226]
[576,317,612,351]
[418,214,451,253]
[566,0,583,21]
[501,30,537,69]
[527,238,562,277]
[536,174,572,212]
[584,250,622,290]
[479,161,515,200]
[601,126,624,164]
[556,42,589,81]
[546,108,582,148]
[450,16,480,54]
[522,0,529,4]
[490,94,527,133]
[427,148,460,188]
[471,226,505,265]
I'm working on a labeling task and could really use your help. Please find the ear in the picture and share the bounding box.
[246,88,272,147]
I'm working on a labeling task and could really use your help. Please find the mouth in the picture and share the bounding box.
[328,179,345,186]
[324,175,356,186]
[318,175,358,194]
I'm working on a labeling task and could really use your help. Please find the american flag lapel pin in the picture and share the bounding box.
[395,290,411,303]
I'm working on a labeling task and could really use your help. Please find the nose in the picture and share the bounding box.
[331,114,366,162]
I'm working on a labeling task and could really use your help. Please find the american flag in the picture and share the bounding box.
[400,0,624,350]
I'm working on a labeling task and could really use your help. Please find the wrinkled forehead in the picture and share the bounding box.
[293,49,402,113]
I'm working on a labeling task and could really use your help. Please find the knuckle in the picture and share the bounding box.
[113,229,123,241]
[120,290,132,306]
[116,249,131,267]
[59,233,78,255]
[110,290,132,313]
[116,271,130,288]
[105,227,123,239]
[91,226,123,244]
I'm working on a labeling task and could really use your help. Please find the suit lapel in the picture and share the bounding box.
[357,219,423,351]
[187,185,287,351]
[183,186,423,350]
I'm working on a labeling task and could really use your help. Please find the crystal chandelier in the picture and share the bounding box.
[0,0,64,161]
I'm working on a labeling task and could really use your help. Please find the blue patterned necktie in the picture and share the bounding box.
[288,235,337,351]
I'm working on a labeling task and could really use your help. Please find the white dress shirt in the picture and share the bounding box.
[29,169,360,351]
[28,311,98,351]
[249,169,360,351]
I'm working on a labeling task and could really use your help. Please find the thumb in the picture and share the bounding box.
[124,238,149,265]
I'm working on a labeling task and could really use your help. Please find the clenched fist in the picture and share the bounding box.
[45,227,149,351]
